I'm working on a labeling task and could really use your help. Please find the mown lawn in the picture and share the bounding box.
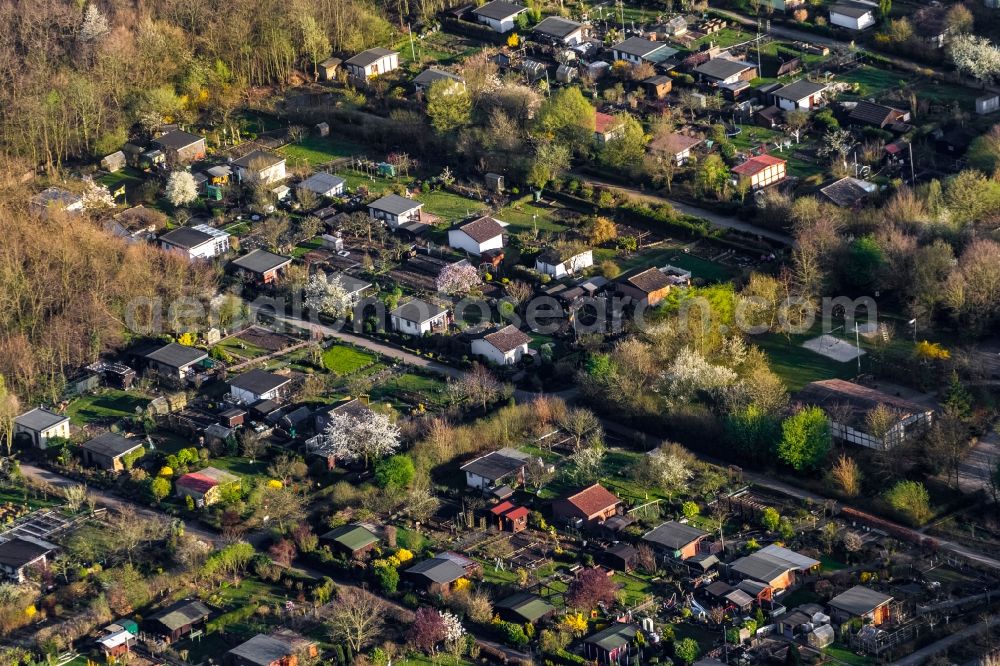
[66,390,151,425]
[417,188,487,220]
[824,644,874,666]
[323,344,377,375]
[371,372,451,409]
[97,166,147,198]
[291,237,324,258]
[497,197,571,233]
[0,486,62,511]
[278,133,364,167]
[753,330,858,391]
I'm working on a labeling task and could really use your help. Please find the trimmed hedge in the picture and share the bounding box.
[619,201,720,239]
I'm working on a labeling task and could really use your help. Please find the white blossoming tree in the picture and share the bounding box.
[635,443,694,498]
[304,273,351,318]
[441,610,466,662]
[436,261,481,295]
[81,180,115,210]
[665,347,738,405]
[568,441,605,484]
[319,409,400,468]
[79,3,109,43]
[950,34,1000,86]
[165,171,199,207]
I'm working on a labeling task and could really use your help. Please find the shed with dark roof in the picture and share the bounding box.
[461,448,529,490]
[642,520,707,559]
[471,0,527,32]
[0,537,55,582]
[81,432,145,471]
[495,592,557,623]
[693,57,757,84]
[229,369,291,404]
[230,249,292,284]
[145,343,208,380]
[828,585,893,625]
[390,299,449,336]
[146,599,211,643]
[153,129,206,164]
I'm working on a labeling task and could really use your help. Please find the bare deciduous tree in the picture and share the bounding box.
[325,587,386,653]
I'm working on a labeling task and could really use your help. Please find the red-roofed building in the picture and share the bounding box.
[175,466,239,506]
[594,112,624,144]
[552,483,622,528]
[732,154,786,190]
[489,502,529,532]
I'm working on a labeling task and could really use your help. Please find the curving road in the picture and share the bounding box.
[18,462,223,546]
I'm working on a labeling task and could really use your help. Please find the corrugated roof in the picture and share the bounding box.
[321,524,380,551]
[643,520,707,549]
[829,585,893,616]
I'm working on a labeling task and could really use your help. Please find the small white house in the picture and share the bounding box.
[14,408,71,450]
[772,79,828,111]
[158,224,231,260]
[460,448,529,490]
[829,1,877,30]
[0,537,56,583]
[471,325,532,365]
[532,17,589,46]
[228,369,292,405]
[390,299,449,336]
[472,0,528,33]
[368,194,424,228]
[535,248,594,278]
[298,172,346,198]
[233,150,286,185]
[448,216,506,256]
[343,48,399,81]
[611,37,678,65]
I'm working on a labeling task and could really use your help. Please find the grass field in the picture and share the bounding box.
[824,644,874,666]
[395,30,483,67]
[595,245,736,283]
[98,167,147,199]
[278,133,365,167]
[417,188,488,220]
[371,372,451,409]
[497,197,572,233]
[839,65,907,99]
[291,237,324,258]
[66,390,151,424]
[753,330,857,391]
[323,344,377,374]
[0,486,62,510]
[208,456,268,478]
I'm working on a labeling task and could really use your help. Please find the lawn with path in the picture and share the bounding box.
[66,390,152,425]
